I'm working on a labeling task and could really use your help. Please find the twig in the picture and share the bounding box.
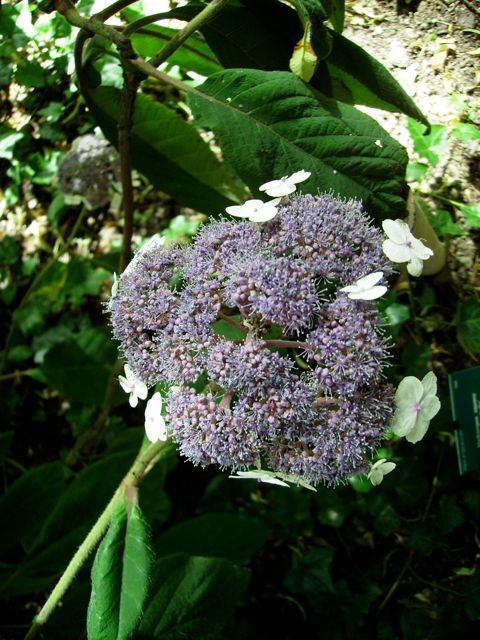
[149,0,229,68]
[264,339,306,349]
[217,311,249,335]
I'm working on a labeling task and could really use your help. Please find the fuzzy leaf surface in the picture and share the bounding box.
[190,68,408,221]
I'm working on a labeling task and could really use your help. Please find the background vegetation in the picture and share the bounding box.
[0,1,479,638]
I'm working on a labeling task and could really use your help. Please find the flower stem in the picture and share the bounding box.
[24,439,170,640]
[149,0,229,68]
[218,311,249,335]
[264,339,306,349]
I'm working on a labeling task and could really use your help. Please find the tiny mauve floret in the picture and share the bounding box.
[108,188,408,486]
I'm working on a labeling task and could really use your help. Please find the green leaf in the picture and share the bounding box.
[284,547,336,596]
[0,461,66,555]
[408,523,446,553]
[87,501,127,640]
[407,119,448,167]
[457,203,480,228]
[451,122,480,142]
[437,495,465,534]
[425,207,466,237]
[118,505,153,639]
[323,30,428,126]
[212,317,246,341]
[40,328,118,405]
[154,513,269,564]
[129,24,222,77]
[190,68,408,221]
[384,302,410,336]
[84,86,245,214]
[373,504,401,536]
[88,502,153,640]
[1,450,140,597]
[172,0,297,71]
[456,299,480,354]
[138,553,250,638]
[174,2,424,124]
[0,128,25,160]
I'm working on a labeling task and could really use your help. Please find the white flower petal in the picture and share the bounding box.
[346,285,387,301]
[382,219,409,243]
[391,408,418,437]
[421,371,438,398]
[144,392,168,442]
[289,170,311,184]
[420,395,441,421]
[368,469,384,486]
[406,256,424,277]
[225,201,257,218]
[395,376,424,404]
[356,271,384,288]
[229,470,290,487]
[248,199,281,222]
[405,416,430,443]
[382,238,412,263]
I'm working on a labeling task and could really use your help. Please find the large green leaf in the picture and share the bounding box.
[138,553,250,638]
[87,501,153,640]
[154,513,269,563]
[190,68,408,221]
[40,328,118,405]
[0,461,66,555]
[456,299,480,354]
[84,85,245,214]
[172,1,426,124]
[118,505,153,639]
[87,501,127,640]
[121,8,222,77]
[323,30,428,126]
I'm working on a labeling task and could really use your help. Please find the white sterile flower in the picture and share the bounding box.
[229,469,316,491]
[111,272,119,298]
[368,459,396,486]
[259,170,311,198]
[382,219,433,277]
[144,392,168,442]
[118,364,148,408]
[391,371,441,444]
[225,198,281,222]
[340,271,387,301]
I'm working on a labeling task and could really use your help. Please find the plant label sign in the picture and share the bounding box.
[449,366,480,474]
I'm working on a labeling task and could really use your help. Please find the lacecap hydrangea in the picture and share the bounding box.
[109,192,397,486]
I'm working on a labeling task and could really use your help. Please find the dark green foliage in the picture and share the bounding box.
[0,2,478,639]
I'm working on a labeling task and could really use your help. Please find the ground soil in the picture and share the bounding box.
[344,0,479,287]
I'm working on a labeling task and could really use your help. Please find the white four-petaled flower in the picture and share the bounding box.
[259,170,311,198]
[340,271,387,301]
[225,198,281,222]
[229,469,316,491]
[144,392,168,442]
[391,371,441,443]
[367,459,396,486]
[382,219,433,277]
[118,364,148,408]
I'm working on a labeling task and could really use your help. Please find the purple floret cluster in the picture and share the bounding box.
[109,194,395,485]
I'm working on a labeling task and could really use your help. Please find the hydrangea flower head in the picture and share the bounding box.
[382,219,433,276]
[391,371,441,443]
[109,193,402,486]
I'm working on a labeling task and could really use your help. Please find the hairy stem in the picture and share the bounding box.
[24,439,171,640]
[149,0,229,68]
[264,339,306,349]
[217,311,249,335]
